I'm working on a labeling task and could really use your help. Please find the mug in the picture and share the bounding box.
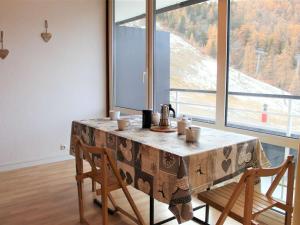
[186,126,201,143]
[142,110,152,128]
[109,110,120,120]
[117,119,131,131]
[152,112,160,126]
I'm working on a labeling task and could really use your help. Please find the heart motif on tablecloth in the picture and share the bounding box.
[119,139,133,162]
[119,169,133,185]
[223,146,232,159]
[222,159,231,173]
[137,178,151,194]
[238,143,252,166]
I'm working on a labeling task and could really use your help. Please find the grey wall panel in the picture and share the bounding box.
[154,31,170,111]
[115,26,147,110]
[115,26,170,111]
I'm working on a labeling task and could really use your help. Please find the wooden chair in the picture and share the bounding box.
[198,155,295,225]
[73,135,146,225]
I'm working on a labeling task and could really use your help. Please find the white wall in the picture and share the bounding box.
[0,0,107,171]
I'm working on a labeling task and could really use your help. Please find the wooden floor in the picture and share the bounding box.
[0,160,265,225]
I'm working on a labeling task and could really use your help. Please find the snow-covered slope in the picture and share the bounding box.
[171,33,291,95]
[170,33,300,115]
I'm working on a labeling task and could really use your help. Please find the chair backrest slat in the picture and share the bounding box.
[265,155,294,198]
[256,155,293,177]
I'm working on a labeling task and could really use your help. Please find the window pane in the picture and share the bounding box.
[260,143,297,202]
[115,0,145,22]
[113,0,147,110]
[154,0,218,122]
[227,0,300,138]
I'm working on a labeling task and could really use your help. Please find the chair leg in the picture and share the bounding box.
[92,179,96,192]
[285,162,295,225]
[106,153,146,225]
[285,211,292,225]
[77,180,85,223]
[101,192,109,225]
[101,155,109,225]
[108,193,118,210]
[121,185,146,225]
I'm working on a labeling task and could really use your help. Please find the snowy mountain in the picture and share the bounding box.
[171,33,292,95]
[170,33,299,134]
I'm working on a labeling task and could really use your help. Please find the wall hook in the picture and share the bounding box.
[41,20,52,42]
[0,31,9,59]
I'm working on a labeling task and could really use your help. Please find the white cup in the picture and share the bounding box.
[117,119,131,131]
[109,110,120,120]
[152,112,160,126]
[186,126,201,143]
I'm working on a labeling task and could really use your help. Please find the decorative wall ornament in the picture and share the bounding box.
[41,20,52,42]
[0,31,9,59]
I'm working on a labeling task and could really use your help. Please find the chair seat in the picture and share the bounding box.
[81,170,121,192]
[198,182,277,223]
[93,172,121,192]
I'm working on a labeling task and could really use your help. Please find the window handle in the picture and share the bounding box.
[142,72,147,83]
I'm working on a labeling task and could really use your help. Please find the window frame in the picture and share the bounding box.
[109,0,149,114]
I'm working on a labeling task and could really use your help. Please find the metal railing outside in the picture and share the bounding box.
[170,88,300,138]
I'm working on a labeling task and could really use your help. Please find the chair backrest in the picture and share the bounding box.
[218,155,295,225]
[73,135,121,180]
[73,135,107,175]
[73,136,116,183]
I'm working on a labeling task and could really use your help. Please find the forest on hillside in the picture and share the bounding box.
[156,0,300,95]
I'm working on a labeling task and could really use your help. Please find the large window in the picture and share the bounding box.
[154,0,218,122]
[227,0,300,138]
[110,0,299,213]
[110,0,300,144]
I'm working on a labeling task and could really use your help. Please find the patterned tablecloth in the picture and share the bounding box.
[70,116,268,224]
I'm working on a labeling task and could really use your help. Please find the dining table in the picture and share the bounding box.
[69,115,268,225]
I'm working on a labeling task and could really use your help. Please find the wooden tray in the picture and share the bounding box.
[150,126,177,133]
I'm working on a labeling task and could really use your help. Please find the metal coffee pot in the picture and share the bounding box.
[159,104,176,127]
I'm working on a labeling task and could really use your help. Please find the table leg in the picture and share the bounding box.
[205,203,209,223]
[150,196,154,225]
[192,215,210,225]
[149,196,210,225]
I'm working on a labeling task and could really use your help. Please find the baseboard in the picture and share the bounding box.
[0,154,73,172]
